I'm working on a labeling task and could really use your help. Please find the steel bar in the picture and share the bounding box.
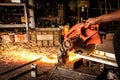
[77,54,118,67]
[28,0,35,29]
[24,2,29,42]
[8,68,34,80]
[0,57,41,76]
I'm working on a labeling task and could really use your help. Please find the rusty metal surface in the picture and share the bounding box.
[56,67,97,80]
[0,61,56,80]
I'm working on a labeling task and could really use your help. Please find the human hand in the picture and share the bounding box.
[85,17,100,28]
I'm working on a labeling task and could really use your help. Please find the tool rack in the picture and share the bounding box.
[0,3,29,42]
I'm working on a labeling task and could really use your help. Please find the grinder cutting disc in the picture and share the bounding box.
[74,44,96,55]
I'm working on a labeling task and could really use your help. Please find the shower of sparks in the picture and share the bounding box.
[0,43,58,64]
[0,43,82,65]
[68,51,82,62]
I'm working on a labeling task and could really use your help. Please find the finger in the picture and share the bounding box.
[85,23,91,28]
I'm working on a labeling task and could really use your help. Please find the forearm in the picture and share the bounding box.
[98,9,120,23]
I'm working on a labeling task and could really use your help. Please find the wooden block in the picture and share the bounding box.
[37,41,42,46]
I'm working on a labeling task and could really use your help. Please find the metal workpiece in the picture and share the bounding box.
[77,52,117,67]
[0,58,41,80]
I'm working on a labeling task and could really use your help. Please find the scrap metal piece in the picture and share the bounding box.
[31,64,37,78]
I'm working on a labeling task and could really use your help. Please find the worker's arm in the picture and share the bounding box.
[85,9,120,28]
[98,9,120,23]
